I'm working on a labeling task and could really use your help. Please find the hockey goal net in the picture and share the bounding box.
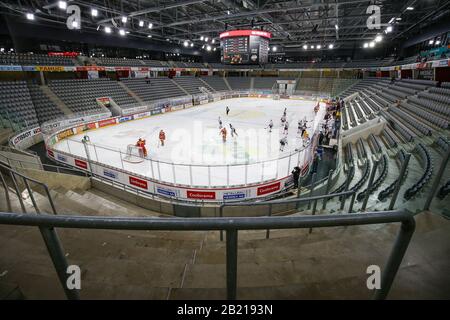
[123,144,145,163]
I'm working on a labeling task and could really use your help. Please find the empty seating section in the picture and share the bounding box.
[96,57,143,67]
[399,102,448,129]
[357,154,388,201]
[122,78,185,103]
[0,53,75,66]
[142,60,168,67]
[227,77,251,90]
[404,144,433,200]
[202,77,229,91]
[378,149,409,201]
[435,137,449,152]
[382,126,399,149]
[49,78,137,113]
[28,85,64,124]
[173,76,206,95]
[0,81,39,128]
[381,110,416,142]
[388,106,433,136]
[437,180,450,199]
[253,77,278,89]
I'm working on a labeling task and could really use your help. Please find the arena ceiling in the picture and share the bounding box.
[1,0,449,50]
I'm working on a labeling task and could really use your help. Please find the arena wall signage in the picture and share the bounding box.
[42,92,322,202]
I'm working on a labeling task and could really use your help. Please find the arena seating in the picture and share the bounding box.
[28,84,65,124]
[381,126,399,149]
[404,143,433,200]
[227,77,252,90]
[142,60,169,67]
[253,77,278,90]
[378,149,409,201]
[48,78,137,113]
[0,81,39,128]
[0,53,75,66]
[173,76,207,95]
[399,101,449,129]
[121,78,186,103]
[437,180,450,199]
[201,76,229,91]
[95,57,144,67]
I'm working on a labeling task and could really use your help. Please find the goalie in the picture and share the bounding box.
[136,138,148,157]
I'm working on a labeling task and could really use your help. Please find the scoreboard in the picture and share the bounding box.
[220,30,271,65]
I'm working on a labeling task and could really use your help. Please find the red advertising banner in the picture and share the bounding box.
[187,190,216,200]
[48,52,80,57]
[129,176,148,189]
[98,118,117,128]
[75,159,88,169]
[76,66,105,72]
[257,182,281,196]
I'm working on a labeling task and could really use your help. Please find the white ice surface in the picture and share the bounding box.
[53,98,325,187]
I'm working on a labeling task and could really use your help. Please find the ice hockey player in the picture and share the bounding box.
[81,135,90,144]
[297,120,303,134]
[314,101,320,114]
[283,121,289,135]
[159,130,166,147]
[281,114,287,126]
[283,107,287,117]
[218,116,223,129]
[226,106,230,116]
[229,124,238,137]
[220,127,227,143]
[279,136,288,152]
[266,120,274,133]
[136,138,148,157]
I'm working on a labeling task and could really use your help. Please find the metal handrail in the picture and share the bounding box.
[0,209,416,300]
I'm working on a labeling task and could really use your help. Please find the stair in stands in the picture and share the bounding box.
[40,85,73,116]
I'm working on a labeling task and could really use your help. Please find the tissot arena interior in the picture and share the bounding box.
[0,0,449,300]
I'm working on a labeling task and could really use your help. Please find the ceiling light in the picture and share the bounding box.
[375,35,383,42]
[104,26,111,33]
[26,13,35,20]
[213,48,217,51]
[205,37,209,42]
[148,23,153,29]
[0,48,4,52]
[200,36,204,41]
[389,18,396,24]
[212,39,215,44]
[91,9,98,17]
[183,40,189,47]
[58,1,67,10]
[139,20,144,27]
[121,16,127,23]
[386,26,393,33]
[335,24,339,30]
[206,45,212,51]
[429,40,434,45]
[369,42,375,48]
[190,43,194,47]
[227,10,231,15]
[396,17,402,21]
[311,45,315,49]
[317,45,322,49]
[303,45,308,50]
[328,44,334,49]
[272,46,277,52]
[119,29,126,36]
[435,40,441,45]
[147,35,152,38]
[406,7,414,11]
[363,43,369,48]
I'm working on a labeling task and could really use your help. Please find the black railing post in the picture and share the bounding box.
[362,159,379,212]
[307,173,317,210]
[266,204,272,239]
[226,229,238,300]
[374,216,415,300]
[322,169,334,210]
[39,226,80,300]
[388,153,411,210]
[219,205,224,241]
[348,192,356,213]
[423,148,450,211]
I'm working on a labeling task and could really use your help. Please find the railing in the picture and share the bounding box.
[0,209,416,300]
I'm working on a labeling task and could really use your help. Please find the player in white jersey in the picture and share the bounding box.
[283,121,289,134]
[218,116,223,129]
[266,120,274,133]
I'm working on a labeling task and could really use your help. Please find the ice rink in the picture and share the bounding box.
[54,98,325,187]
